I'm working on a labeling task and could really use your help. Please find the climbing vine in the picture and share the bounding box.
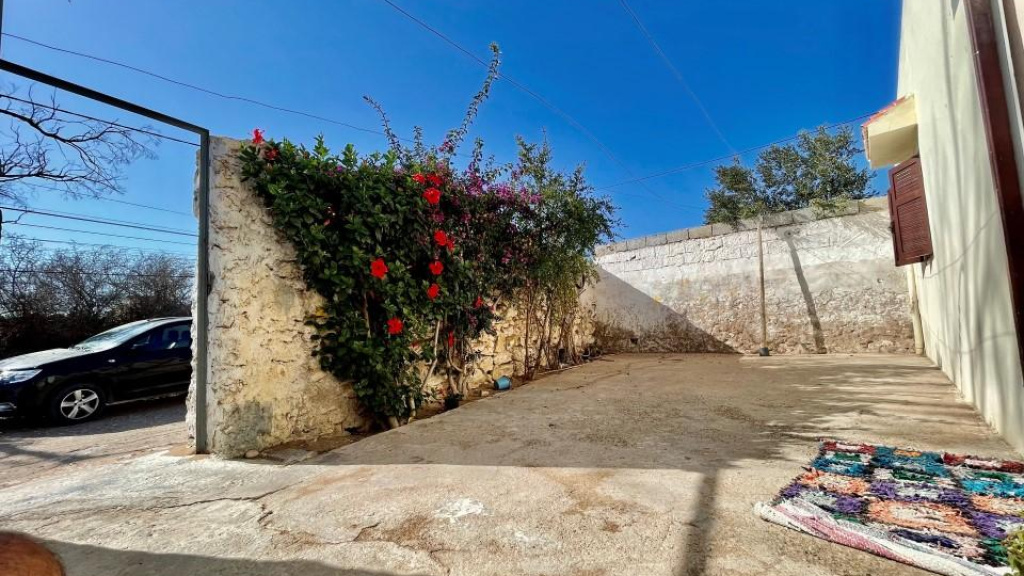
[240,45,615,427]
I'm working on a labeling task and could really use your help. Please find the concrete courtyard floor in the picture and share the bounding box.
[0,354,1018,576]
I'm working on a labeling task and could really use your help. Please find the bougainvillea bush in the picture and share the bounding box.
[240,45,615,427]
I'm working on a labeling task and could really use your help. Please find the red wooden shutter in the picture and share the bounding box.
[888,157,934,266]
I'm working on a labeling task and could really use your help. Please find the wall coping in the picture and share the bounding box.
[595,196,888,256]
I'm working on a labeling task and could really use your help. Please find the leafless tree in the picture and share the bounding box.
[0,235,192,357]
[0,84,156,203]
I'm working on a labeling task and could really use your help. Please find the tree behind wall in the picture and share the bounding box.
[703,125,873,224]
[0,235,192,357]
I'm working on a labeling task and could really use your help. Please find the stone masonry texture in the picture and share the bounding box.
[586,198,914,354]
[189,137,595,456]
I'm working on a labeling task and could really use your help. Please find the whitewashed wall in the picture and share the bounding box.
[587,198,914,355]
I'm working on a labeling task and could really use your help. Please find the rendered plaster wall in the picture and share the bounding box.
[588,198,913,355]
[189,137,595,456]
[897,0,1024,453]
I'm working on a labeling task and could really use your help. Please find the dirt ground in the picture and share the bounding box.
[0,354,1017,576]
[0,395,186,489]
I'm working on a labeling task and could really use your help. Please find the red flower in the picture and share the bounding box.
[412,173,427,184]
[264,147,278,162]
[252,128,264,145]
[433,230,449,247]
[427,283,440,300]
[447,331,455,347]
[429,260,444,275]
[423,187,441,205]
[427,173,443,186]
[446,239,455,252]
[370,258,388,279]
[474,296,484,308]
[387,317,403,335]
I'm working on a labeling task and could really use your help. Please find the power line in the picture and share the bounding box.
[0,205,198,237]
[0,93,198,147]
[2,32,393,139]
[375,0,693,211]
[616,0,735,154]
[8,236,195,257]
[17,181,194,217]
[3,28,687,211]
[5,222,196,246]
[594,112,875,191]
[0,268,193,278]
[377,0,621,165]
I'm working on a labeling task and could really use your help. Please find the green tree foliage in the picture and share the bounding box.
[704,126,873,225]
[239,46,615,427]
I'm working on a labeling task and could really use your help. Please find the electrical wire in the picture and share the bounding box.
[3,28,691,210]
[0,205,197,237]
[4,222,196,245]
[594,112,876,191]
[0,268,193,278]
[8,236,195,258]
[21,243,194,258]
[616,0,735,154]
[2,32,396,139]
[375,0,694,212]
[0,93,199,146]
[17,181,194,217]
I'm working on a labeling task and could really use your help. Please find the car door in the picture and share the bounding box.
[111,322,192,400]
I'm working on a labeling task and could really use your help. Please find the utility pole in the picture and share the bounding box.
[757,217,770,356]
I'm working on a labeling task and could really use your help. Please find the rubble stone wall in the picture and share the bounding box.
[189,137,593,456]
[588,198,914,354]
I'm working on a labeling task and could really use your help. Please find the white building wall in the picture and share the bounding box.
[898,0,1024,452]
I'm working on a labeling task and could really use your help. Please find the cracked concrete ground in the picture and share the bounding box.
[0,354,1018,576]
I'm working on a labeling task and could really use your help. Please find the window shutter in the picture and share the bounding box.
[888,157,934,266]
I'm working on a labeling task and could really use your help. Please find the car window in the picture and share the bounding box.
[130,324,192,352]
[75,321,158,351]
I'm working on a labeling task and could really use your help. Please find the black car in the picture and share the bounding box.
[0,317,192,424]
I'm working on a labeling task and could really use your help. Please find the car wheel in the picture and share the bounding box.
[48,384,106,424]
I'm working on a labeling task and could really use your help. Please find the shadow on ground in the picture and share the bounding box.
[0,396,185,488]
[300,354,1014,575]
[1,355,1014,576]
[35,538,411,576]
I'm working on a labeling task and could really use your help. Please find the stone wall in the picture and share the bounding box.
[190,137,595,456]
[190,138,365,457]
[587,198,914,354]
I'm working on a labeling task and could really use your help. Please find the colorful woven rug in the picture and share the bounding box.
[755,440,1024,576]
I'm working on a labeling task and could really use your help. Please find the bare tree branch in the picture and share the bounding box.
[0,84,157,203]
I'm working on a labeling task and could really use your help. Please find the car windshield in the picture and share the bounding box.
[73,322,163,351]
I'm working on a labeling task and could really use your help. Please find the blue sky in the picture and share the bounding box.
[0,0,900,256]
